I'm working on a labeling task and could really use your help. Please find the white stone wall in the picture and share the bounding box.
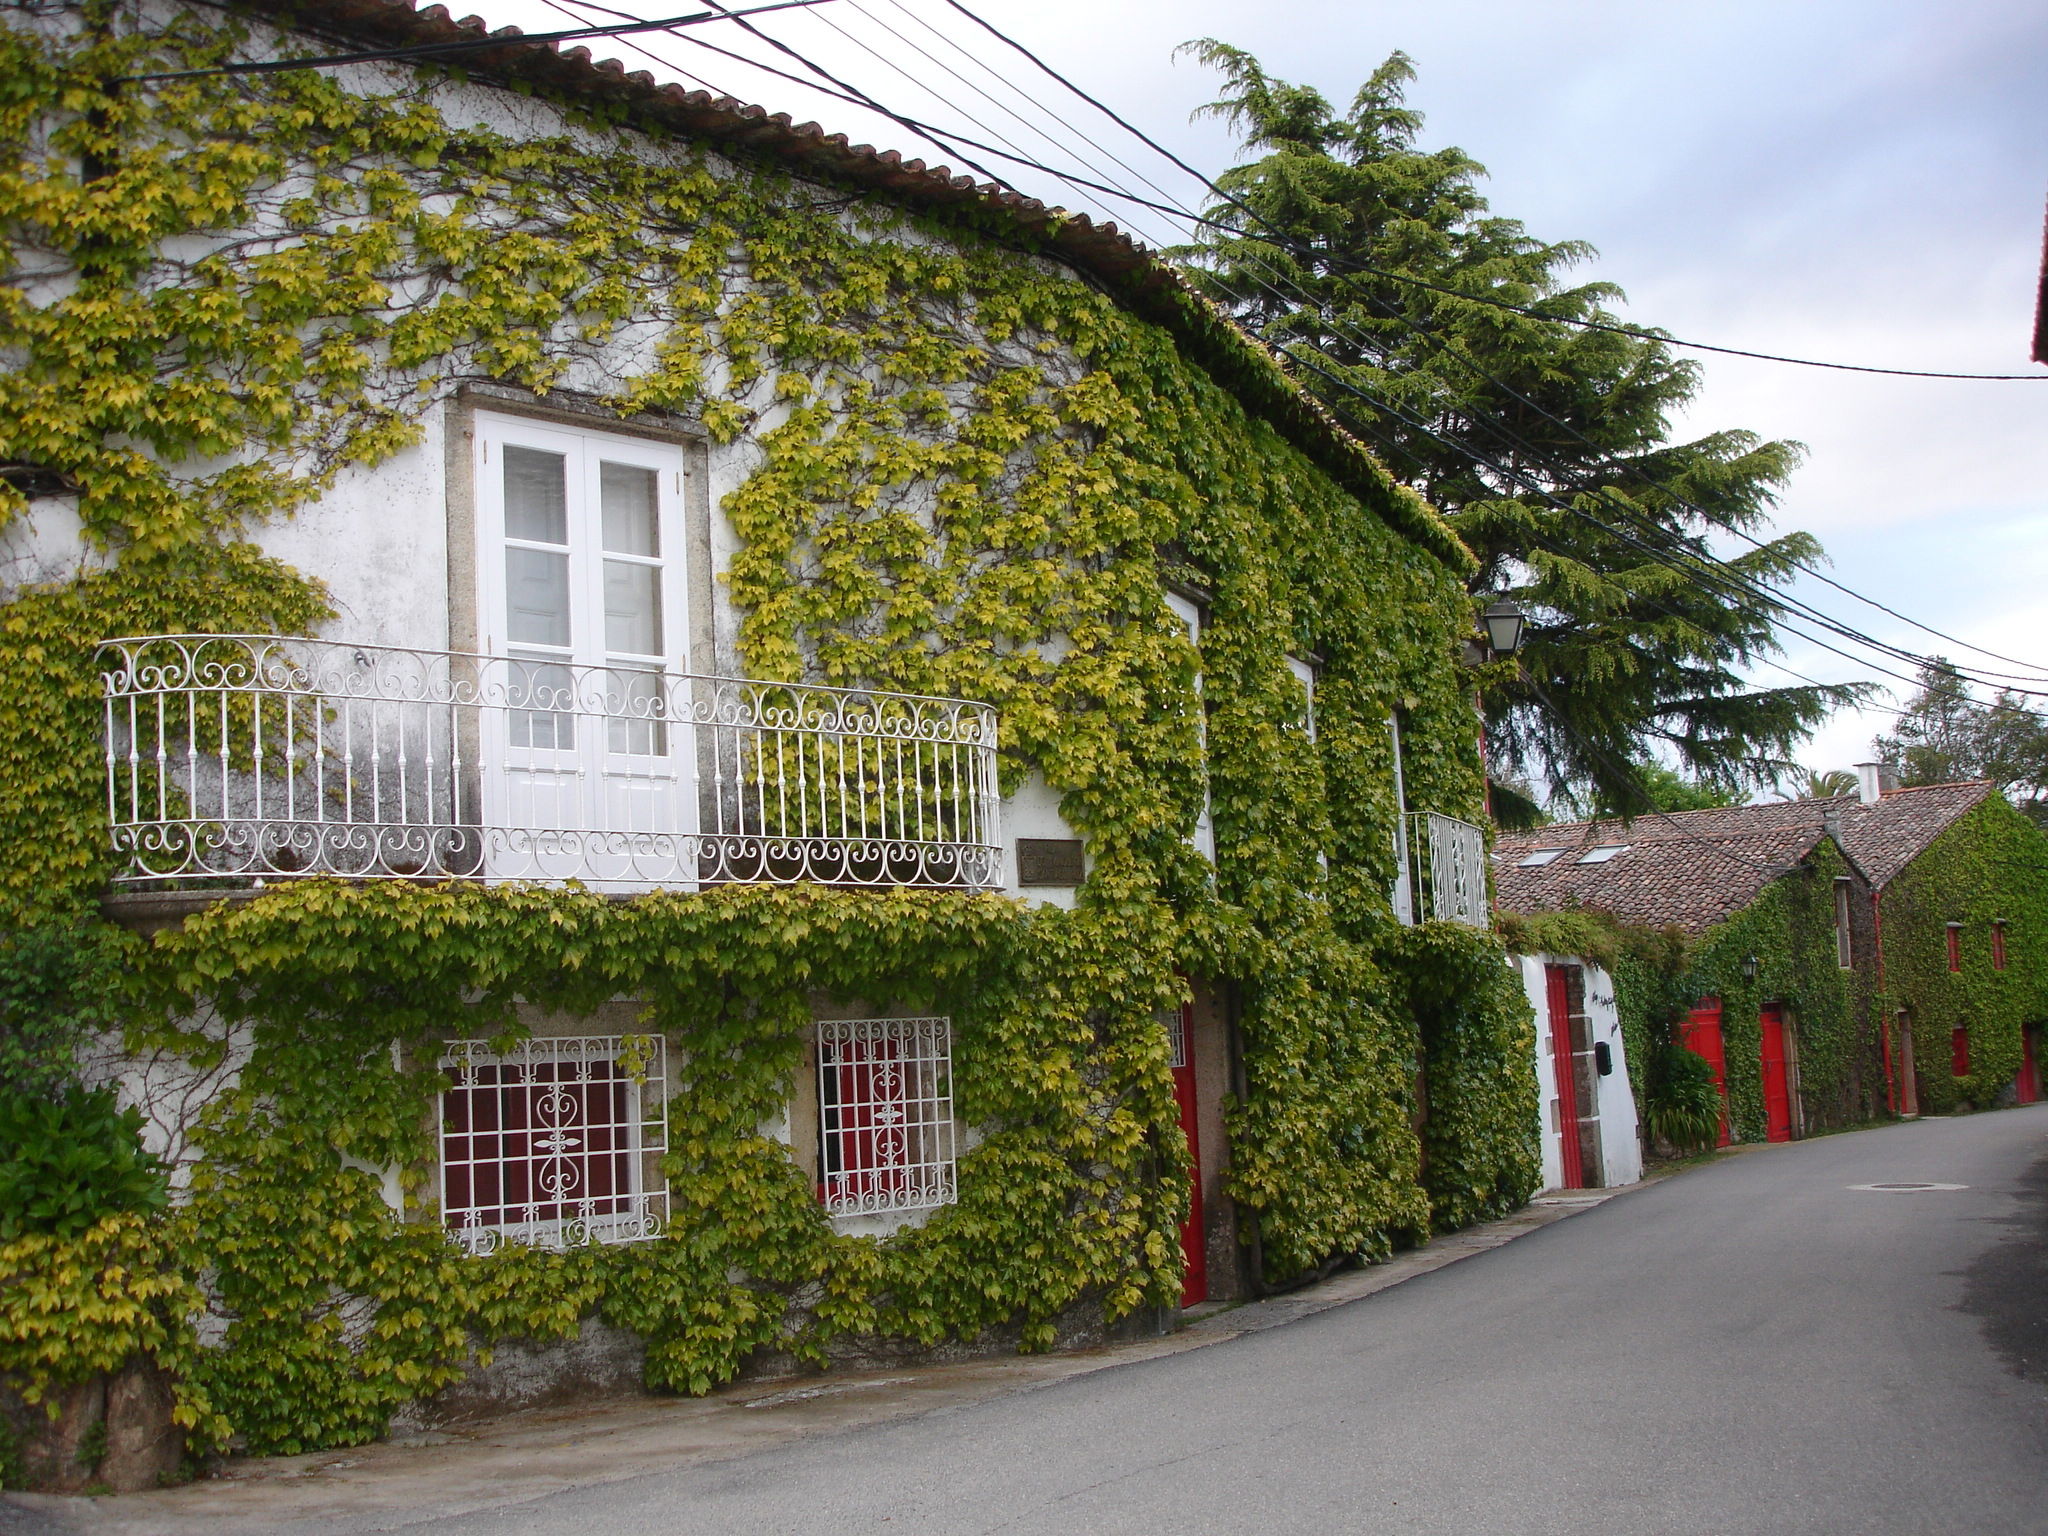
[1516,953,1642,1190]
[5,0,1098,893]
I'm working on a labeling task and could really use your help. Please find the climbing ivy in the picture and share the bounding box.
[0,0,1535,1458]
[1500,805,2048,1147]
[1874,797,2048,1114]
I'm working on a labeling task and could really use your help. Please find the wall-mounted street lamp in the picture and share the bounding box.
[1481,599,1528,657]
[1741,954,1760,982]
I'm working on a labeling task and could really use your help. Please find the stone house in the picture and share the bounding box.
[1494,767,2048,1162]
[0,0,1538,1475]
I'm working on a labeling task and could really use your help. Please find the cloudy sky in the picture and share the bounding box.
[486,0,2048,782]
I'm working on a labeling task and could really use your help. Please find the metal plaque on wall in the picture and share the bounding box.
[1016,838,1086,887]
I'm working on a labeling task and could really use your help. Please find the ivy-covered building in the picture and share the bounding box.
[0,0,1541,1479]
[1495,769,2048,1161]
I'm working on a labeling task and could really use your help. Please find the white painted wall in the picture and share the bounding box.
[1516,953,1642,1190]
[4,0,1115,896]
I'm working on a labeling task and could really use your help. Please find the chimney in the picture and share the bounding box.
[1854,762,1885,805]
[1822,804,1843,841]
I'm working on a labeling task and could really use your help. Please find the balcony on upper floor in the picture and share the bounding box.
[98,634,1002,895]
[1399,810,1490,927]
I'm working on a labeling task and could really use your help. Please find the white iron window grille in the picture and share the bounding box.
[438,1035,668,1255]
[816,1017,956,1216]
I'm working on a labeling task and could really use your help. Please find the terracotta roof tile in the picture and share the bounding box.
[1831,780,1992,889]
[1493,781,1994,934]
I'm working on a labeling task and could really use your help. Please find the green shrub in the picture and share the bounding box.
[0,925,129,1098]
[0,1088,168,1241]
[1644,1046,1723,1153]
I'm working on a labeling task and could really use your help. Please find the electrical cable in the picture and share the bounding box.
[539,0,728,93]
[1190,218,2048,683]
[120,0,835,81]
[904,3,2048,687]
[413,4,2048,732]
[596,0,2048,723]
[689,0,1019,195]
[935,2,2048,385]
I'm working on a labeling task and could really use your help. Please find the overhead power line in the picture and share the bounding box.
[120,0,835,81]
[244,0,2043,723]
[906,2,2048,691]
[935,2,2046,385]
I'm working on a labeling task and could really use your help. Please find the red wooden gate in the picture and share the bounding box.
[1758,1003,1793,1143]
[1680,999,1732,1148]
[2019,1027,2040,1106]
[1170,1000,1207,1306]
[1545,966,1585,1188]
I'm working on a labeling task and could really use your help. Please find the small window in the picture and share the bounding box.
[1285,656,1317,742]
[1575,845,1629,865]
[1993,921,2007,971]
[1517,849,1567,868]
[1834,880,1854,969]
[1946,923,1963,973]
[818,1017,956,1215]
[1951,1025,1971,1077]
[1166,1002,1189,1070]
[438,1035,668,1255]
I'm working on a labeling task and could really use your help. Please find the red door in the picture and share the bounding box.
[1545,966,1585,1188]
[2019,1027,2040,1105]
[1759,1004,1793,1143]
[1681,999,1732,1148]
[1170,1000,1207,1307]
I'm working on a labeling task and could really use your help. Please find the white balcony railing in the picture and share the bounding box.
[1401,810,1489,927]
[99,635,1001,893]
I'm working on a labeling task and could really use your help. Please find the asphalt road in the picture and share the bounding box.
[10,1107,2047,1535]
[409,1106,2048,1536]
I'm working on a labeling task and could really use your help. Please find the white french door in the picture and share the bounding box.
[475,412,694,887]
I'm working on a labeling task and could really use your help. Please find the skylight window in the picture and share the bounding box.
[1576,845,1630,864]
[1517,849,1567,867]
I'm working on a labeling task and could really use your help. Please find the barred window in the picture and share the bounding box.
[438,1036,668,1254]
[817,1017,956,1216]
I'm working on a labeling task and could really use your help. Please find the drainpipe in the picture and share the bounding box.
[1872,890,1895,1114]
[1224,979,1266,1297]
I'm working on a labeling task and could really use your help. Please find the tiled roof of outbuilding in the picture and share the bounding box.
[234,0,1473,574]
[1494,781,1994,935]
[1830,780,1993,889]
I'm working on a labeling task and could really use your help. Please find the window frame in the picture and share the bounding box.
[1946,922,1963,973]
[475,411,690,686]
[1992,920,2007,971]
[815,1016,957,1217]
[1284,654,1317,743]
[1834,879,1855,969]
[437,1034,669,1255]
